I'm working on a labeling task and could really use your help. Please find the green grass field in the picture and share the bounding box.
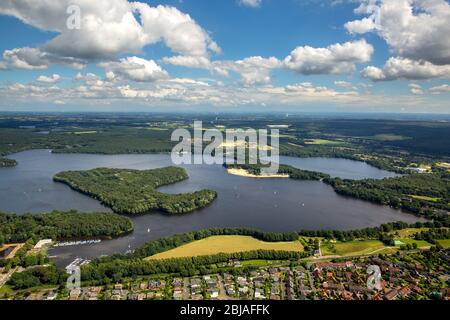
[147,235,304,260]
[303,139,344,145]
[436,239,450,248]
[409,195,442,202]
[395,238,432,248]
[322,240,386,257]
[240,260,287,267]
[388,228,430,238]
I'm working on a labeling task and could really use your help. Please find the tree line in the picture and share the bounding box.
[81,250,307,284]
[298,221,448,242]
[324,173,450,220]
[0,210,133,246]
[415,228,450,244]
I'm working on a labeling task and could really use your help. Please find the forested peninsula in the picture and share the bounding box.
[53,167,217,215]
[0,210,133,245]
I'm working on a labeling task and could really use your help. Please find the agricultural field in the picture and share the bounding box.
[303,139,345,145]
[147,235,304,260]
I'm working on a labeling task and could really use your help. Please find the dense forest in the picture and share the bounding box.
[0,210,133,245]
[0,127,175,158]
[0,158,17,167]
[53,167,217,214]
[325,173,450,219]
[7,265,66,290]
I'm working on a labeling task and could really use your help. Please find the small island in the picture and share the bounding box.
[53,167,217,215]
[0,158,17,167]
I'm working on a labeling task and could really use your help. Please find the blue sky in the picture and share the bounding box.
[0,0,449,113]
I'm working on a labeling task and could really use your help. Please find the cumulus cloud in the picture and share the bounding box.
[163,55,281,86]
[239,0,262,8]
[1,47,85,70]
[0,77,363,108]
[284,39,374,75]
[99,57,169,82]
[214,57,282,86]
[362,57,450,81]
[0,0,219,68]
[408,83,424,95]
[164,40,373,85]
[74,73,110,87]
[283,82,358,98]
[345,0,450,66]
[429,84,450,94]
[37,74,61,83]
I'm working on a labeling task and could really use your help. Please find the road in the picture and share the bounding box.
[0,267,18,288]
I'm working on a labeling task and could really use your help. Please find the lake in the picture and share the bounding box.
[0,150,420,266]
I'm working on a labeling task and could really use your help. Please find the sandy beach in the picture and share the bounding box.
[227,168,289,179]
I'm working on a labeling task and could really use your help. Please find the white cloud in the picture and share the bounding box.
[345,0,450,65]
[163,55,281,86]
[345,17,378,34]
[362,57,450,81]
[215,56,282,86]
[429,84,450,94]
[37,74,61,83]
[164,40,373,85]
[99,57,169,82]
[74,73,108,87]
[283,82,359,98]
[162,56,212,69]
[239,0,262,8]
[3,48,48,70]
[284,39,374,75]
[132,2,220,57]
[409,83,424,95]
[334,80,354,87]
[0,78,363,108]
[1,47,85,70]
[0,0,219,67]
[167,78,211,86]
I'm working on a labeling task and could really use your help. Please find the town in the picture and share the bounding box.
[3,248,449,301]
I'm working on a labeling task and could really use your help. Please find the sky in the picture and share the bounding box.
[0,0,449,113]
